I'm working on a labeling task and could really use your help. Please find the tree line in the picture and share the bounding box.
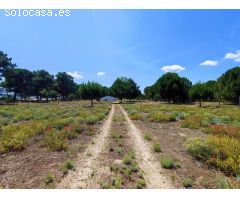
[0,51,141,106]
[144,67,240,106]
[1,50,240,106]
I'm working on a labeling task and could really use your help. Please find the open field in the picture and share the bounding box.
[0,101,111,188]
[0,101,239,188]
[123,102,240,188]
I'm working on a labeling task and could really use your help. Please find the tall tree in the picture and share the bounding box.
[218,67,240,104]
[2,68,33,101]
[32,70,55,102]
[78,82,107,107]
[110,77,141,103]
[56,72,75,100]
[189,82,209,107]
[0,51,16,79]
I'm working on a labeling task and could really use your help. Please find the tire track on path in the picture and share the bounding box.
[57,105,115,189]
[119,105,173,189]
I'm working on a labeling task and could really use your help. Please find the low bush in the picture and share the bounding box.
[44,173,54,185]
[186,136,240,175]
[144,132,153,141]
[180,115,206,129]
[42,129,68,151]
[0,120,46,153]
[136,178,146,189]
[129,110,142,120]
[182,178,193,188]
[85,116,98,125]
[161,157,175,169]
[112,176,123,189]
[148,111,172,123]
[153,142,161,153]
[205,124,240,139]
[61,160,75,175]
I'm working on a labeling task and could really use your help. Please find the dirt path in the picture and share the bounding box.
[57,105,115,189]
[119,105,173,189]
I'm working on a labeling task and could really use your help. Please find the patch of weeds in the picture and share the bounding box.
[216,177,231,189]
[182,178,193,188]
[87,152,92,157]
[85,116,98,125]
[100,181,111,189]
[44,173,54,185]
[153,142,161,153]
[115,147,124,154]
[61,160,75,175]
[136,178,146,189]
[148,111,171,123]
[161,157,175,169]
[144,132,153,141]
[112,176,123,189]
[42,129,68,151]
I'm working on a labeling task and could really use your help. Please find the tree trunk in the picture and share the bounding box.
[199,99,202,107]
[13,92,17,102]
[120,98,122,104]
[91,99,93,107]
[46,97,49,103]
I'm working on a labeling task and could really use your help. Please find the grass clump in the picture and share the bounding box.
[85,116,98,125]
[205,124,240,139]
[61,160,75,175]
[112,176,123,189]
[182,178,193,188]
[144,132,153,141]
[129,110,142,120]
[153,142,161,153]
[136,178,146,189]
[44,173,54,185]
[161,157,175,169]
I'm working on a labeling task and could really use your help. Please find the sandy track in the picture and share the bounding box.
[120,105,173,189]
[57,105,115,189]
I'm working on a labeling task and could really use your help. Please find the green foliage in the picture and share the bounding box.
[218,66,240,104]
[153,142,161,153]
[186,136,240,175]
[110,77,141,102]
[42,129,68,151]
[0,120,46,153]
[182,178,193,188]
[136,178,146,189]
[111,176,123,189]
[44,173,54,185]
[144,132,153,141]
[161,157,175,169]
[180,115,206,129]
[61,160,75,175]
[148,111,172,122]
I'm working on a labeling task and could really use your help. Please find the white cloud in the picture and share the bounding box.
[200,60,218,66]
[224,50,240,62]
[161,64,185,73]
[96,72,106,76]
[67,71,84,79]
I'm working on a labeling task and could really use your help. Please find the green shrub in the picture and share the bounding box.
[61,160,75,175]
[44,173,54,185]
[182,178,192,188]
[0,120,46,153]
[112,176,123,189]
[85,116,98,125]
[144,133,153,141]
[161,158,175,169]
[153,143,161,153]
[42,129,68,151]
[181,115,206,129]
[148,111,171,123]
[136,178,146,189]
[186,136,240,175]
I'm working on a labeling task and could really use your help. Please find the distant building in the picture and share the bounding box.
[100,96,117,102]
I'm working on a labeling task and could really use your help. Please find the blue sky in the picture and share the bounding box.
[1,10,240,91]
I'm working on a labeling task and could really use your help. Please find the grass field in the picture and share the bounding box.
[0,101,240,189]
[123,102,240,188]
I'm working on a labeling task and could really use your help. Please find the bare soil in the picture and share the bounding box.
[0,118,106,188]
[132,119,226,188]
